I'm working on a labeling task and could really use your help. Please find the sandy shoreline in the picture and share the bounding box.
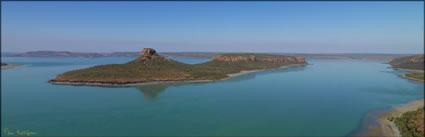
[399,74,424,82]
[392,68,424,73]
[49,63,308,87]
[1,64,23,69]
[389,67,424,82]
[361,99,424,137]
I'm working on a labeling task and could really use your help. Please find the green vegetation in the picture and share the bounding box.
[392,107,425,137]
[51,53,306,84]
[390,108,424,137]
[405,73,424,80]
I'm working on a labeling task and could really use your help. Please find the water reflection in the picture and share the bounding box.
[136,85,169,100]
[135,82,210,100]
[135,65,306,100]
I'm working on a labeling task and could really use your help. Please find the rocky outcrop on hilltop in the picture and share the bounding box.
[212,54,305,63]
[142,48,157,56]
[136,48,165,63]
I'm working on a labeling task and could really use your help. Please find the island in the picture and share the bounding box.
[1,63,23,69]
[49,48,307,86]
[389,54,424,82]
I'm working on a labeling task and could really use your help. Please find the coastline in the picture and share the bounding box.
[392,67,424,73]
[49,63,308,87]
[390,67,424,82]
[361,99,424,137]
[399,74,424,82]
[1,64,23,70]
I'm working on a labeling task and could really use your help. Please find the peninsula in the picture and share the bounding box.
[49,48,307,86]
[389,54,424,82]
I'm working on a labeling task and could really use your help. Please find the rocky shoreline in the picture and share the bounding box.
[362,99,424,137]
[49,63,308,87]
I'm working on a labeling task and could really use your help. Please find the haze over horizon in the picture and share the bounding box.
[1,2,424,54]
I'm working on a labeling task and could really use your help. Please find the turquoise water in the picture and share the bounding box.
[1,57,423,136]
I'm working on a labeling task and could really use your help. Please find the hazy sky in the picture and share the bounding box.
[1,2,424,53]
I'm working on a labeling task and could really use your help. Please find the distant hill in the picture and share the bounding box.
[13,51,106,58]
[389,54,424,70]
[6,51,217,58]
[49,48,307,86]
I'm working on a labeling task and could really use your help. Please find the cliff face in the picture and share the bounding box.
[136,48,165,63]
[260,56,305,63]
[409,54,424,63]
[212,55,305,63]
[212,55,256,62]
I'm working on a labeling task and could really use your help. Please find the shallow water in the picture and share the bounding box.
[1,57,423,136]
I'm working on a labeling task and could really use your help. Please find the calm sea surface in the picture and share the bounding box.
[1,57,424,136]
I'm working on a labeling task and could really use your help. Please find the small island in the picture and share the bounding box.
[49,48,307,86]
[1,63,23,69]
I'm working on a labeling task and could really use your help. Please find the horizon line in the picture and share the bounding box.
[1,50,422,55]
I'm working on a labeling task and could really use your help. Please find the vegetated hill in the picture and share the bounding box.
[389,54,424,70]
[50,48,307,84]
[392,107,424,137]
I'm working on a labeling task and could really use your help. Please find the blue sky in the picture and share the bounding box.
[1,2,423,53]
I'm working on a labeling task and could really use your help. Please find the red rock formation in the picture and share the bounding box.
[295,56,306,62]
[212,55,256,62]
[137,48,163,63]
[409,54,424,63]
[142,48,157,57]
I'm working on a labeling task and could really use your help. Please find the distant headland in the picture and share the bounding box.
[389,54,424,82]
[1,63,23,69]
[49,48,307,86]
